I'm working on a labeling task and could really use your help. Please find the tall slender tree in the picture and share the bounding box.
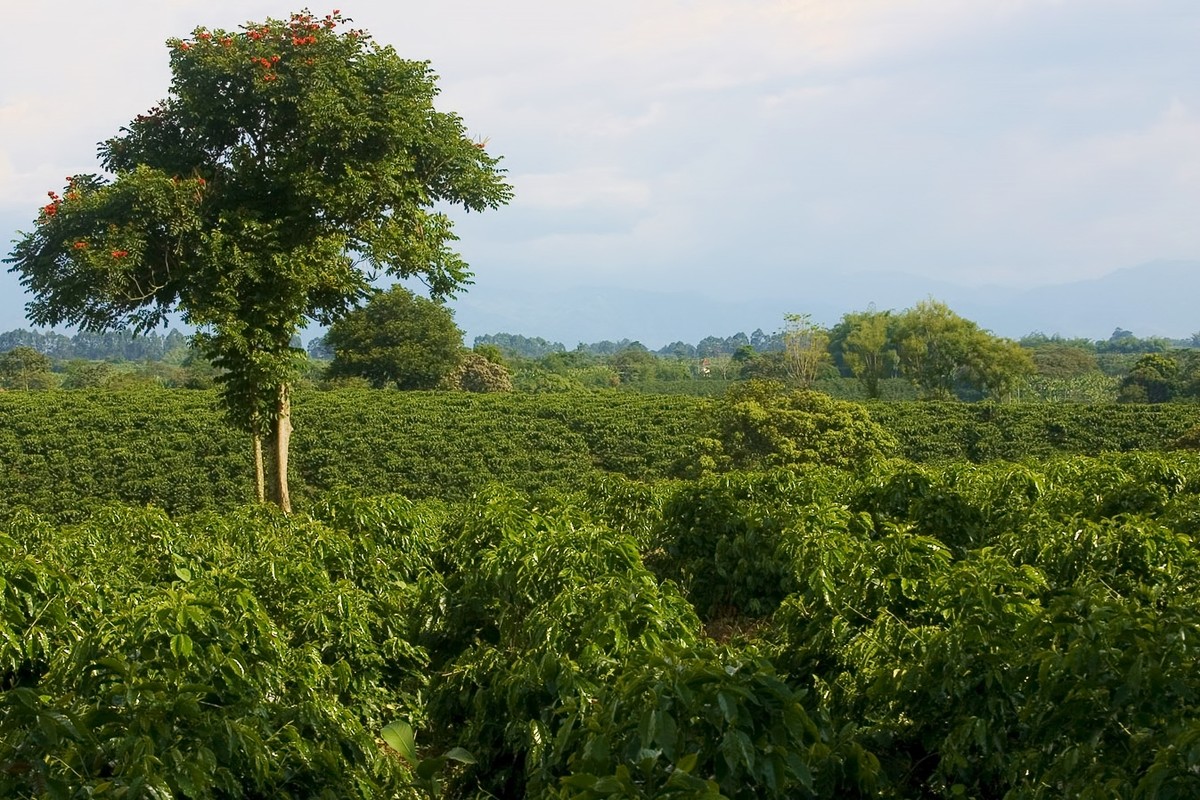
[6,10,511,510]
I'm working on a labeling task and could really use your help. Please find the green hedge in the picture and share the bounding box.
[868,401,1200,461]
[2,389,1198,519]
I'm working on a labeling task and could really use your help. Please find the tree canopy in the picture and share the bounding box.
[325,285,464,389]
[5,10,511,509]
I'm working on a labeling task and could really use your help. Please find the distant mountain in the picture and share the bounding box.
[449,259,1200,348]
[952,260,1200,341]
[1,255,1194,350]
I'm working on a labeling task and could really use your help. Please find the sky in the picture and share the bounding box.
[2,1,1199,346]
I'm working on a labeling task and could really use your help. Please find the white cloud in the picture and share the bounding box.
[2,0,1199,311]
[515,168,653,211]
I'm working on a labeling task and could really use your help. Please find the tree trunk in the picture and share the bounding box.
[253,434,266,504]
[273,383,293,513]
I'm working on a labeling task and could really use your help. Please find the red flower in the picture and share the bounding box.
[179,42,191,50]
[74,241,88,249]
[111,249,129,258]
[43,204,58,217]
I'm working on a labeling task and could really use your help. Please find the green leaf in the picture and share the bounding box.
[381,720,417,764]
[444,746,476,765]
[170,633,193,658]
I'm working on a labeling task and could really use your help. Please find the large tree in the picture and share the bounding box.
[325,284,464,389]
[5,10,511,510]
[892,299,1033,400]
[830,307,895,398]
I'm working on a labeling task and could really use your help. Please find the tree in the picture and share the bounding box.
[780,313,830,387]
[1028,343,1098,378]
[892,299,1032,400]
[441,352,513,392]
[324,285,464,389]
[1117,353,1179,403]
[833,307,895,398]
[0,346,56,390]
[5,11,511,510]
[610,346,657,385]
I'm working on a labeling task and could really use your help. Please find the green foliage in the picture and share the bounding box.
[326,285,466,389]
[5,451,1200,797]
[893,299,1034,399]
[5,10,510,505]
[422,488,702,798]
[778,313,831,387]
[1028,342,1099,377]
[609,346,659,385]
[868,401,1198,462]
[652,467,852,620]
[441,352,514,393]
[0,504,447,796]
[702,380,898,473]
[1121,353,1178,402]
[0,346,56,390]
[832,308,895,398]
[555,644,878,800]
[6,390,1200,521]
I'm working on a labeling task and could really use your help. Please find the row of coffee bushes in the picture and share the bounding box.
[2,389,1198,520]
[5,452,1200,796]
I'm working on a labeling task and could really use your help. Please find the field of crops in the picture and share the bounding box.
[1,389,1197,519]
[3,390,1200,797]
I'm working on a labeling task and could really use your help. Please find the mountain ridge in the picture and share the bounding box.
[448,259,1200,349]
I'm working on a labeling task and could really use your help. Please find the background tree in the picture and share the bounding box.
[441,352,513,392]
[780,313,831,387]
[1117,353,1180,403]
[831,307,895,398]
[892,299,1032,400]
[5,11,510,510]
[325,285,464,389]
[610,345,657,385]
[0,346,56,390]
[1027,342,1099,378]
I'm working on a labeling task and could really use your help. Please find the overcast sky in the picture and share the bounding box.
[2,1,1198,340]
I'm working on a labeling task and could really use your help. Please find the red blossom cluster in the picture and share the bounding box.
[73,241,88,250]
[42,191,61,218]
[250,52,282,82]
[111,250,130,259]
[197,31,212,41]
[292,35,318,46]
